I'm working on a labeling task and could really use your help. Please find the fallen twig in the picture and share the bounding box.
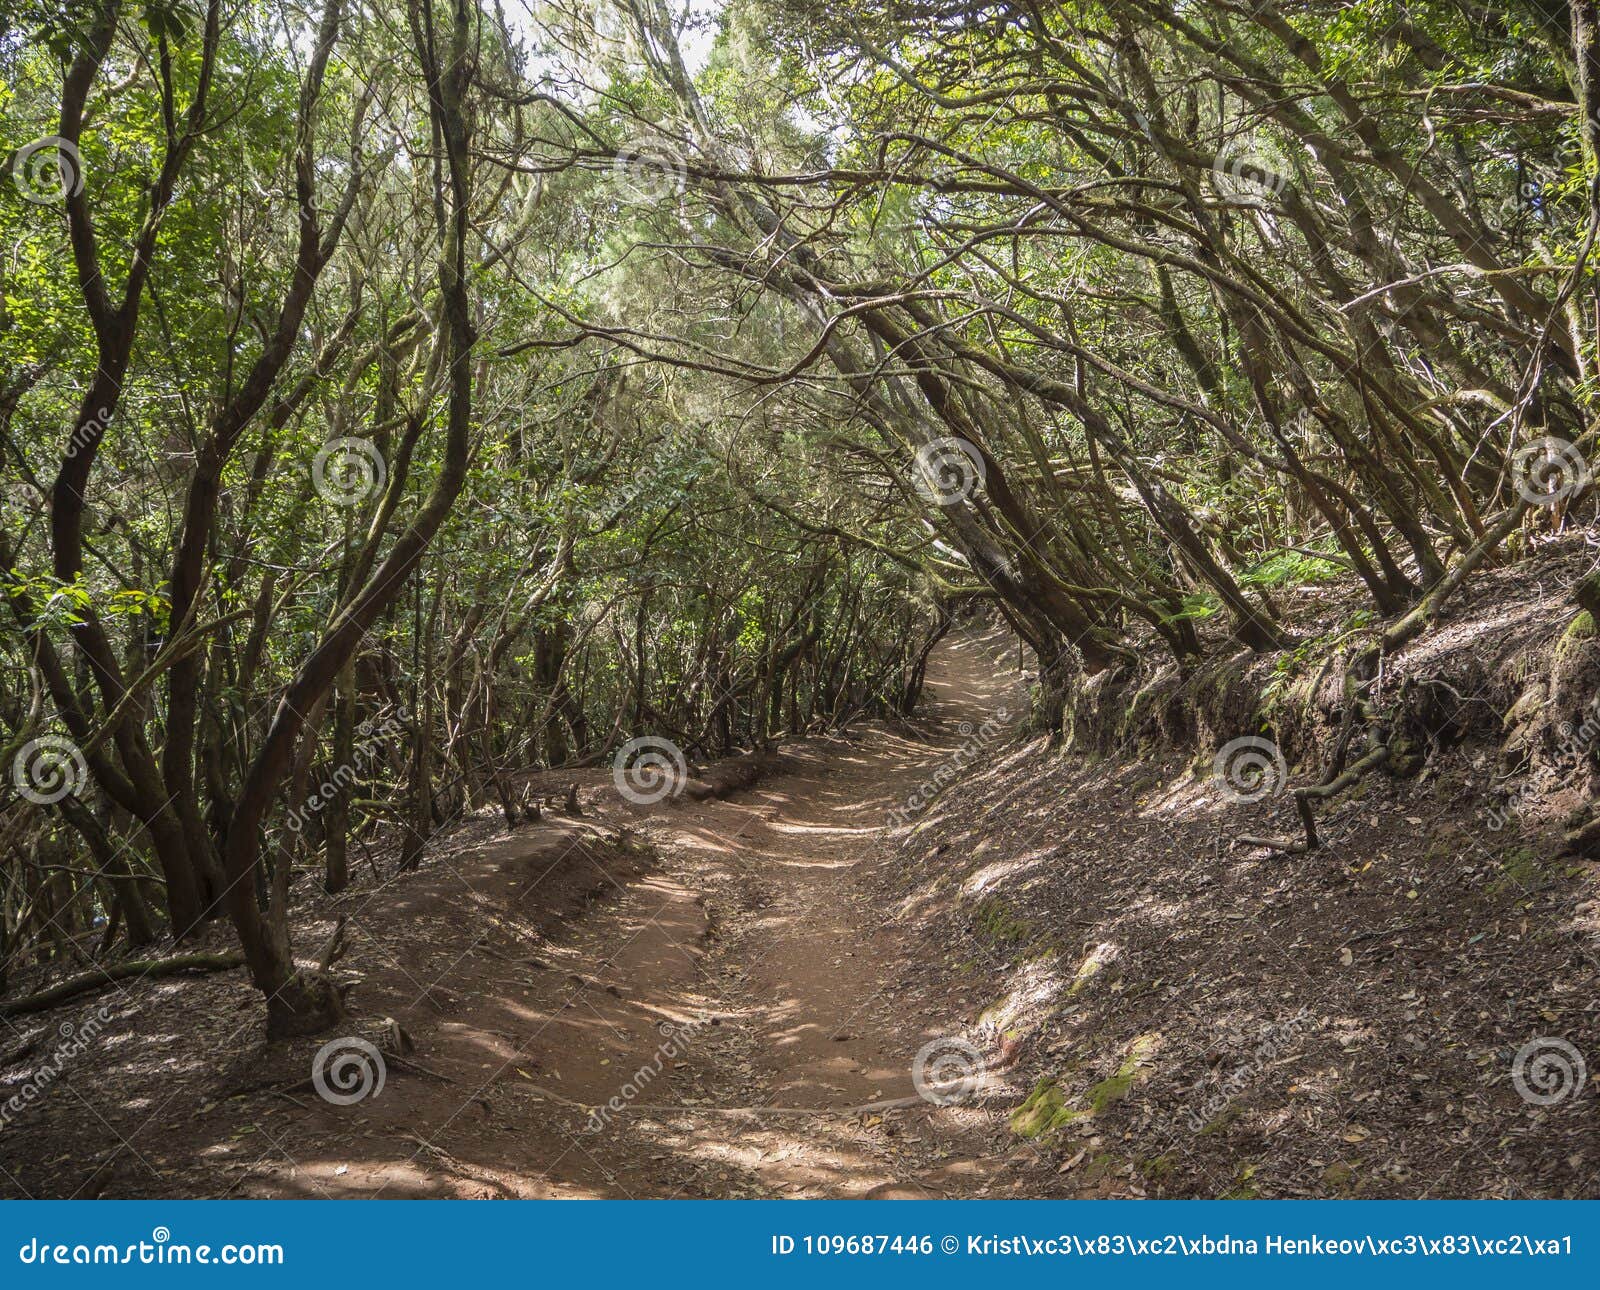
[383,1052,454,1083]
[1238,744,1391,855]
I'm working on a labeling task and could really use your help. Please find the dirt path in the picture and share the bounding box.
[0,628,1035,1199]
[8,607,1597,1202]
[572,627,1028,1198]
[208,626,1030,1199]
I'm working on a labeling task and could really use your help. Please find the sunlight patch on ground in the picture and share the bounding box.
[960,847,1054,897]
[766,819,879,839]
[1068,941,1120,996]
[977,955,1065,1036]
[1137,768,1225,818]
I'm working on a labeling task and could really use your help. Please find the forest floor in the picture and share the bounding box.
[2,613,1597,1199]
[0,627,1040,1198]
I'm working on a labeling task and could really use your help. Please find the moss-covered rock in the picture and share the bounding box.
[1086,1068,1136,1113]
[1321,1161,1357,1191]
[1196,1101,1242,1136]
[1502,682,1548,731]
[1559,609,1596,652]
[1011,1034,1159,1138]
[1222,1163,1262,1199]
[1009,1078,1084,1139]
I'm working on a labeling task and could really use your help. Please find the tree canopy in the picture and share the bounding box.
[2,0,1596,1031]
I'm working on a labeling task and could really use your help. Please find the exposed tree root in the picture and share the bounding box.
[1237,744,1391,855]
[314,914,349,972]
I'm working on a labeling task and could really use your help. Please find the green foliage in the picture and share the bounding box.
[1237,549,1344,592]
[3,0,1596,980]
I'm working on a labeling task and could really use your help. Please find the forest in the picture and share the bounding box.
[0,0,1596,1201]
